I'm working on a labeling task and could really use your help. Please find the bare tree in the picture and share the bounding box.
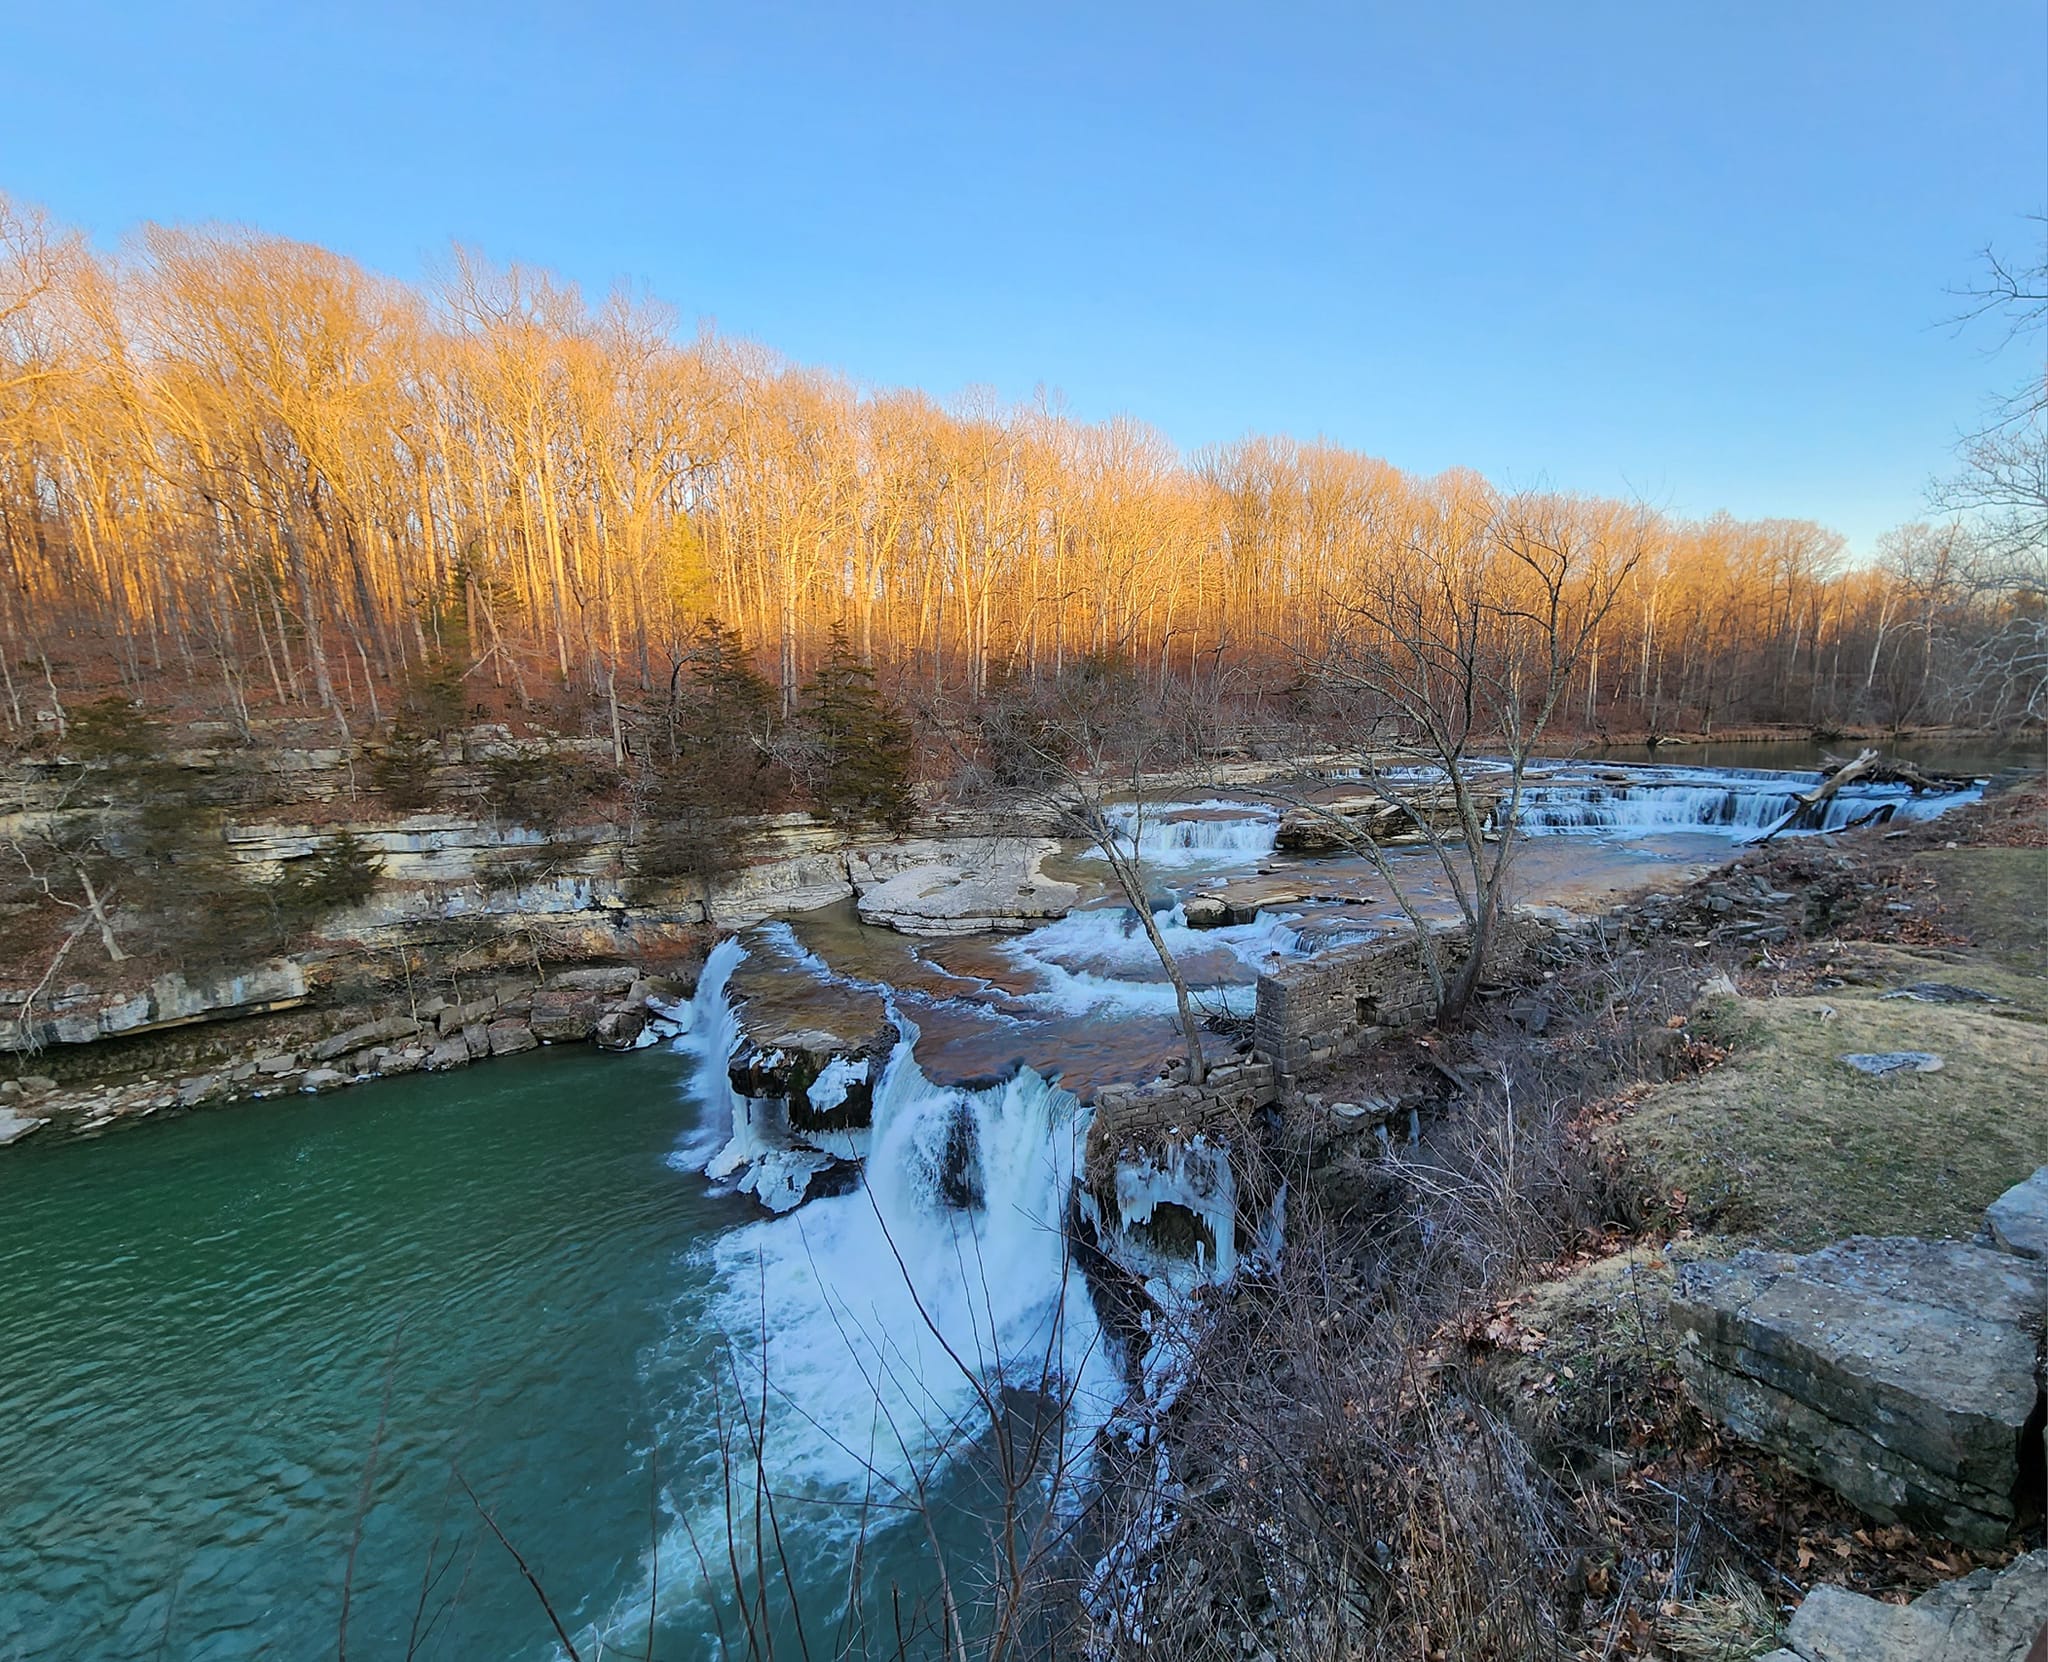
[1296,491,1643,1016]
[963,660,1213,1084]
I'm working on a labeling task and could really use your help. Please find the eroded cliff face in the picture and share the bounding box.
[1,721,1099,1148]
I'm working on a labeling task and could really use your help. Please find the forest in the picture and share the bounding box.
[2,189,2044,752]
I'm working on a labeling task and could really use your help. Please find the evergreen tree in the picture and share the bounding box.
[798,624,915,832]
[634,620,789,886]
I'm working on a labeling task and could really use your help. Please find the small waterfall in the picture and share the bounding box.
[998,901,1302,1018]
[1510,767,1982,838]
[1088,800,1280,867]
[664,935,750,1169]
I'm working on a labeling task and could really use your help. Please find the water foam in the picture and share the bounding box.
[1509,765,1982,838]
[1083,800,1280,868]
[605,961,1122,1649]
[997,901,1303,1019]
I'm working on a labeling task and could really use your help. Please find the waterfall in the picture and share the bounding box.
[1087,800,1280,867]
[662,935,750,1170]
[1509,767,1982,838]
[997,901,1305,1018]
[607,978,1120,1648]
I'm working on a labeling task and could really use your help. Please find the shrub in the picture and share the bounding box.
[369,725,441,811]
[269,832,383,922]
[481,751,608,831]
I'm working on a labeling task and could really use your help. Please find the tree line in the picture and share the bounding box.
[2,190,2042,746]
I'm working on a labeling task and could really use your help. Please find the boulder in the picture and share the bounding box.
[1672,1237,2048,1548]
[254,1052,299,1076]
[437,997,499,1036]
[529,990,601,1042]
[729,1029,891,1132]
[175,1075,222,1108]
[299,1068,348,1093]
[1840,1051,1945,1076]
[424,1035,471,1071]
[594,1005,647,1051]
[544,965,640,996]
[486,1020,538,1057]
[1985,1167,2048,1262]
[1760,1549,2048,1661]
[0,1106,48,1146]
[312,1014,421,1063]
[849,837,1077,936]
[461,1021,492,1060]
[735,1148,862,1213]
[1180,895,1231,928]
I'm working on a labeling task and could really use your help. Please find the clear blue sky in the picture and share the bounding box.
[3,1,2042,553]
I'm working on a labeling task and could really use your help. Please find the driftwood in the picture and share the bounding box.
[1749,748,1881,844]
[1816,751,1977,793]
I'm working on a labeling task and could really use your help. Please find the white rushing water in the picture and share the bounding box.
[601,945,1121,1646]
[1086,800,1280,868]
[1509,765,1983,838]
[997,900,1301,1018]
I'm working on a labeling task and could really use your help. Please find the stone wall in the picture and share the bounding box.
[1080,1056,1282,1289]
[1252,926,1468,1079]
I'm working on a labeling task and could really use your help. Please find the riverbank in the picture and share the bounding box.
[1085,776,2048,1657]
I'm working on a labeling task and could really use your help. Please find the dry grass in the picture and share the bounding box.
[1907,846,2048,973]
[1607,972,2048,1247]
[1476,1241,1733,1463]
[1654,1566,1783,1660]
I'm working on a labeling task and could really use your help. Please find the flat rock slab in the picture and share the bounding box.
[849,838,1078,936]
[1840,1050,1945,1075]
[1672,1237,2048,1548]
[1761,1548,2048,1661]
[1881,982,2004,1004]
[1986,1167,2048,1262]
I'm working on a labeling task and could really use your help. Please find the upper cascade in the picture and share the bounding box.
[1508,766,1983,838]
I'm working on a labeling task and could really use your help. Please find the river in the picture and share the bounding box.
[0,755,2010,1659]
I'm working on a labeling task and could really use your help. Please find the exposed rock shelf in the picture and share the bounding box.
[1671,1173,2048,1550]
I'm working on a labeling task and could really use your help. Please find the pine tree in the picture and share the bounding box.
[634,621,789,885]
[798,624,915,832]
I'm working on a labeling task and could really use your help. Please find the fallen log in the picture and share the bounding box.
[1748,748,1880,843]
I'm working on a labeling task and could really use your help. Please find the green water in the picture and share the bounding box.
[0,1047,745,1660]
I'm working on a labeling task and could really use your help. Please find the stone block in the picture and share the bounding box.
[529,991,599,1042]
[437,997,498,1036]
[461,1021,492,1060]
[545,965,640,995]
[594,1005,647,1051]
[1672,1237,2047,1547]
[312,1014,421,1062]
[486,1020,538,1057]
[1765,1549,2048,1661]
[1985,1167,2048,1261]
[424,1035,470,1071]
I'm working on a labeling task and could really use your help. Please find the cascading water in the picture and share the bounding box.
[662,934,750,1169]
[996,901,1299,1018]
[1509,766,1982,838]
[596,950,1122,1649]
[1086,800,1280,867]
